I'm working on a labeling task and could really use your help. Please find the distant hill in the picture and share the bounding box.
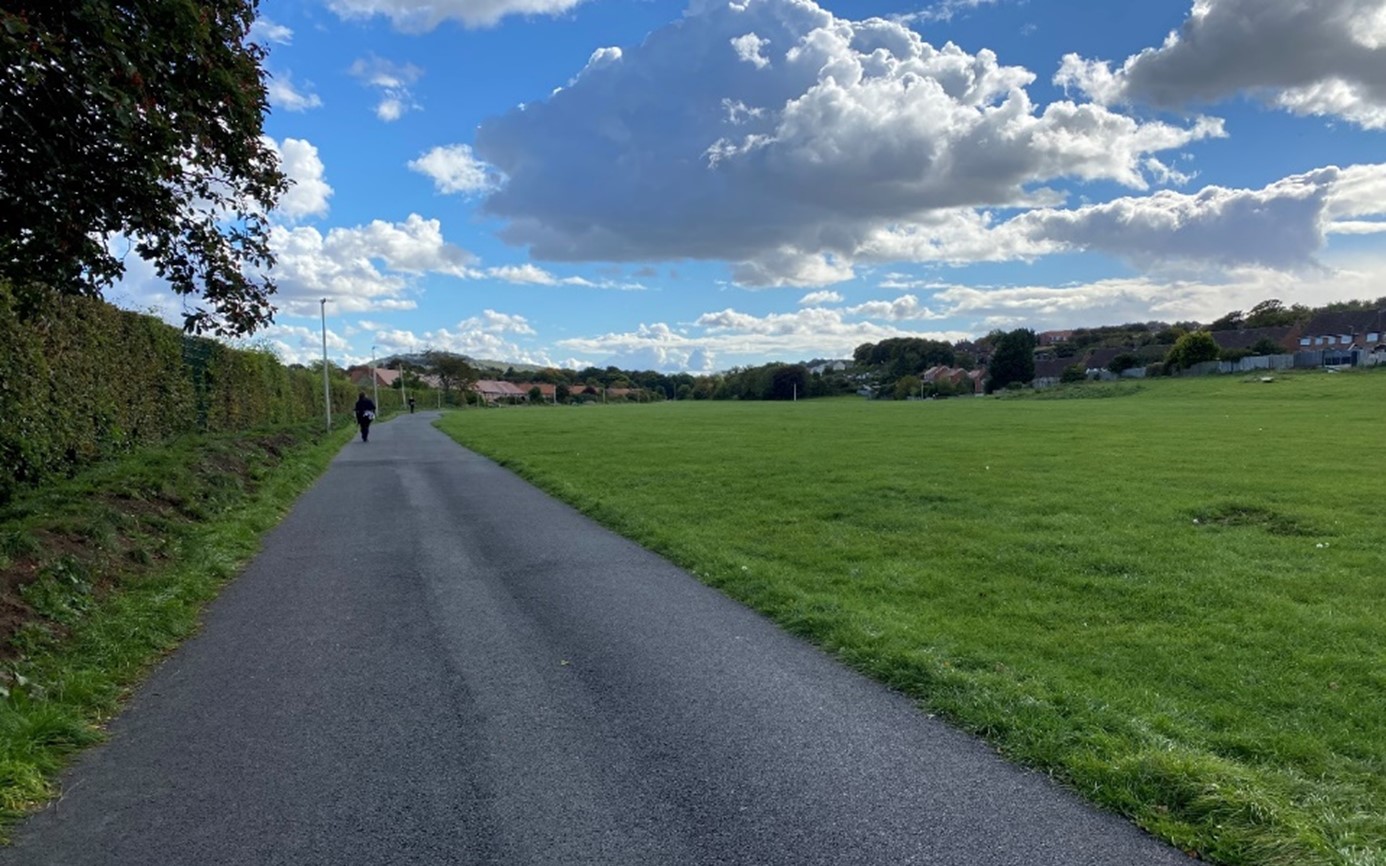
[472,358,546,374]
[368,351,543,375]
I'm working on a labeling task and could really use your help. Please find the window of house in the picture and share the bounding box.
[1299,337,1311,346]
[1342,335,1353,344]
[1317,336,1328,345]
[1368,332,1380,342]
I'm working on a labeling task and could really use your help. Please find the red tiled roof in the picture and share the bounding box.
[472,380,527,397]
[1209,326,1296,352]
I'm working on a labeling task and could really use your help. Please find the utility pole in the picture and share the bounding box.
[319,298,331,432]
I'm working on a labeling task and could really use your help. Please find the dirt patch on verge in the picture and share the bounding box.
[0,426,319,662]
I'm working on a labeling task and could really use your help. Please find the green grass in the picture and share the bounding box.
[437,371,1386,866]
[0,421,358,835]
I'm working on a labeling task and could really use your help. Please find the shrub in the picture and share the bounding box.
[1060,364,1087,383]
[893,375,921,400]
[1166,330,1220,369]
[1107,353,1141,374]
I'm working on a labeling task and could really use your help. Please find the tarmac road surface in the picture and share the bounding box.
[2,412,1189,865]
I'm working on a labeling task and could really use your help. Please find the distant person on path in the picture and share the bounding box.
[354,392,376,442]
[408,396,416,414]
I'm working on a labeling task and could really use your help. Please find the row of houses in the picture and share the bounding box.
[1037,309,1386,354]
[921,365,987,395]
[345,368,649,405]
[1033,309,1386,387]
[473,381,649,404]
[1289,309,1386,355]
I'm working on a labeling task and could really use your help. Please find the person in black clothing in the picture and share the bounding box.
[407,396,416,414]
[354,392,376,442]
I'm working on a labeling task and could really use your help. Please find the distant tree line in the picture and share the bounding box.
[405,294,1386,404]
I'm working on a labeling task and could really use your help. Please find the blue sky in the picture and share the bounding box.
[116,0,1386,372]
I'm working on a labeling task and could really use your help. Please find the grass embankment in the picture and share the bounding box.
[438,372,1385,866]
[0,419,359,834]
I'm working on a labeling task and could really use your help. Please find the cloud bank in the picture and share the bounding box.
[472,0,1221,285]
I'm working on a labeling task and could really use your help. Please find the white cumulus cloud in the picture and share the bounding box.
[370,313,559,367]
[731,32,771,68]
[1006,163,1386,270]
[266,214,474,315]
[846,294,944,321]
[928,256,1386,331]
[482,263,592,286]
[1055,0,1386,128]
[250,17,294,44]
[267,71,322,112]
[473,0,1221,286]
[248,324,353,366]
[266,137,333,221]
[408,144,499,194]
[560,306,970,371]
[858,163,1386,271]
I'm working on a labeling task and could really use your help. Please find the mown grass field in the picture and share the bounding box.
[438,371,1385,866]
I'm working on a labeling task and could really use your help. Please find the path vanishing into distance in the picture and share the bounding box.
[3,413,1190,865]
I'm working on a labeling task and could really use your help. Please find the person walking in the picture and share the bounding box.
[354,391,376,442]
[408,396,416,414]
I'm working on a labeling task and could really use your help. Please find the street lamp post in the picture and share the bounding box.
[371,344,379,411]
[320,298,331,432]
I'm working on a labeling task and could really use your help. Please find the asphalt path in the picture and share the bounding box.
[3,412,1189,865]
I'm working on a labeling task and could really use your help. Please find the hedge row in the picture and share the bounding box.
[0,283,357,503]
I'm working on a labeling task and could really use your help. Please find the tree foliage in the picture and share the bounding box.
[426,351,476,398]
[853,338,956,382]
[987,329,1036,392]
[1167,330,1220,368]
[0,0,287,336]
[1243,299,1310,329]
[1208,310,1244,332]
[768,364,808,400]
[1107,353,1141,374]
[1208,299,1311,332]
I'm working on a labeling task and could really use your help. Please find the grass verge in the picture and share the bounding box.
[437,371,1385,866]
[0,421,356,836]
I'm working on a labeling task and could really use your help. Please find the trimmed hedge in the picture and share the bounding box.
[0,283,356,503]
